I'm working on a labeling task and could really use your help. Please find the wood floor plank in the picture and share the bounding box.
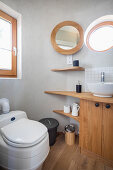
[105,167,113,170]
[43,134,113,170]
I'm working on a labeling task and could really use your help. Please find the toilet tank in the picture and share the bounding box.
[0,111,27,128]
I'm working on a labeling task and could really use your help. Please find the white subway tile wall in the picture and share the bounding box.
[85,67,113,92]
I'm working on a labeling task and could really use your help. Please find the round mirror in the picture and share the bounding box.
[51,21,83,55]
[55,26,80,50]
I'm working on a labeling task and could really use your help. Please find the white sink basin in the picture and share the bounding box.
[87,82,113,97]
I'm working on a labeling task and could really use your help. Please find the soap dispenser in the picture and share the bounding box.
[76,81,82,93]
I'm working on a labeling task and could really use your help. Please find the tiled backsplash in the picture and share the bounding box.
[85,67,113,91]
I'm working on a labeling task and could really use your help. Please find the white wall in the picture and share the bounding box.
[0,0,113,131]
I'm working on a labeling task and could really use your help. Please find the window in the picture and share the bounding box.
[88,24,113,51]
[86,22,113,52]
[0,10,17,77]
[84,15,113,52]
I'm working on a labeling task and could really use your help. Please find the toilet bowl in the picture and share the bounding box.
[0,111,50,170]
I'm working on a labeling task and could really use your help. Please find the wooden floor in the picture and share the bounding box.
[0,134,113,170]
[42,134,113,170]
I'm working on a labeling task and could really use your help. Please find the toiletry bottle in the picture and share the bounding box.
[76,81,82,93]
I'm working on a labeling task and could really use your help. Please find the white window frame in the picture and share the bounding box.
[0,1,22,79]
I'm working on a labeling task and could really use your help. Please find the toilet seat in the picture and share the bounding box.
[0,118,48,148]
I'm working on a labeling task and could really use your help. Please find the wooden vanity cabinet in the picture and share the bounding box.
[80,99,103,155]
[102,103,113,161]
[44,91,113,163]
[80,99,113,162]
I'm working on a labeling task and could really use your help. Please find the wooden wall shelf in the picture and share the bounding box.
[51,66,85,72]
[53,110,80,122]
[45,91,113,104]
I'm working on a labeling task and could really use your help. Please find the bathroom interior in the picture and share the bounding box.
[0,0,113,169]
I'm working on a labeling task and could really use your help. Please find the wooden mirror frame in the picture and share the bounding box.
[86,21,113,52]
[51,21,84,55]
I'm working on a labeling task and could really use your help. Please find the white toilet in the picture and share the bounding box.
[0,111,50,170]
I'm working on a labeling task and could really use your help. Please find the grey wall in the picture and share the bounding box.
[0,0,113,131]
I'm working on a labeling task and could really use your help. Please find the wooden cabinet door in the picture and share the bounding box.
[80,99,103,156]
[102,103,113,161]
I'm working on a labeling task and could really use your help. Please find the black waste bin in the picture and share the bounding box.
[39,118,59,146]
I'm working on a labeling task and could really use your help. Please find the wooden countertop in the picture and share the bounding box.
[44,91,113,104]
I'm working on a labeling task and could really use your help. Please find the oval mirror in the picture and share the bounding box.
[51,21,84,55]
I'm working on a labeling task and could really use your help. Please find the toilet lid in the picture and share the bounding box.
[0,118,48,147]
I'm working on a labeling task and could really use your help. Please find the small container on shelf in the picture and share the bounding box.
[64,105,71,113]
[76,81,82,93]
[72,103,80,117]
[73,59,79,67]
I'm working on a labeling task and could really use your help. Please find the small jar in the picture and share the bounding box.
[73,59,79,67]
